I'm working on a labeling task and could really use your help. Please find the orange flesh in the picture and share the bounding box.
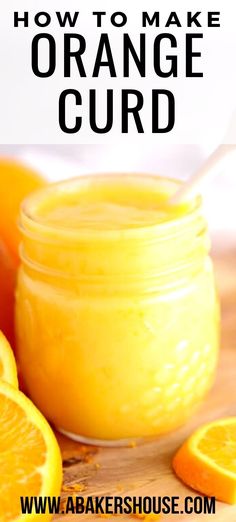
[198,425,236,473]
[0,394,46,520]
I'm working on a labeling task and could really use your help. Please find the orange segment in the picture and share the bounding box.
[0,331,18,387]
[0,381,62,521]
[173,417,236,504]
[0,158,45,262]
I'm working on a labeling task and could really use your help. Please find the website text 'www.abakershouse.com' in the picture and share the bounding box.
[20,495,216,516]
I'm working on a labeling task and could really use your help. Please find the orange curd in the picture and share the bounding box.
[15,175,220,444]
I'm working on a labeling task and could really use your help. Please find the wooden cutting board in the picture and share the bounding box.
[55,249,236,522]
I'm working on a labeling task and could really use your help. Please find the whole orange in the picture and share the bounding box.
[0,158,45,263]
[0,239,17,346]
[0,158,45,345]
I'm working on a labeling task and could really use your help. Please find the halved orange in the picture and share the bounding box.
[173,417,236,504]
[0,380,62,521]
[0,330,18,387]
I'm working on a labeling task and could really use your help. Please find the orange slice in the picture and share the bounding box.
[173,417,236,504]
[0,330,18,387]
[0,380,62,521]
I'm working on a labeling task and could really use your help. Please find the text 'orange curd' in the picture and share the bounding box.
[15,174,220,445]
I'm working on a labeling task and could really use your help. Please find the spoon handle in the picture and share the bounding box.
[170,144,236,204]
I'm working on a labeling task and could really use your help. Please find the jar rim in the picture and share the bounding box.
[20,173,202,243]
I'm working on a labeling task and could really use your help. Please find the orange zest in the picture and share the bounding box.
[0,380,62,521]
[173,417,236,504]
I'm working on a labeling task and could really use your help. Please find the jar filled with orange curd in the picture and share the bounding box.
[15,174,220,445]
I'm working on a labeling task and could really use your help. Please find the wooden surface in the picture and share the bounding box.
[55,249,236,521]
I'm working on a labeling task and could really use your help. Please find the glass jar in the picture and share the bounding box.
[15,174,220,445]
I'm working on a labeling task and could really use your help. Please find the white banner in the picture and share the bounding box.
[0,0,235,144]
